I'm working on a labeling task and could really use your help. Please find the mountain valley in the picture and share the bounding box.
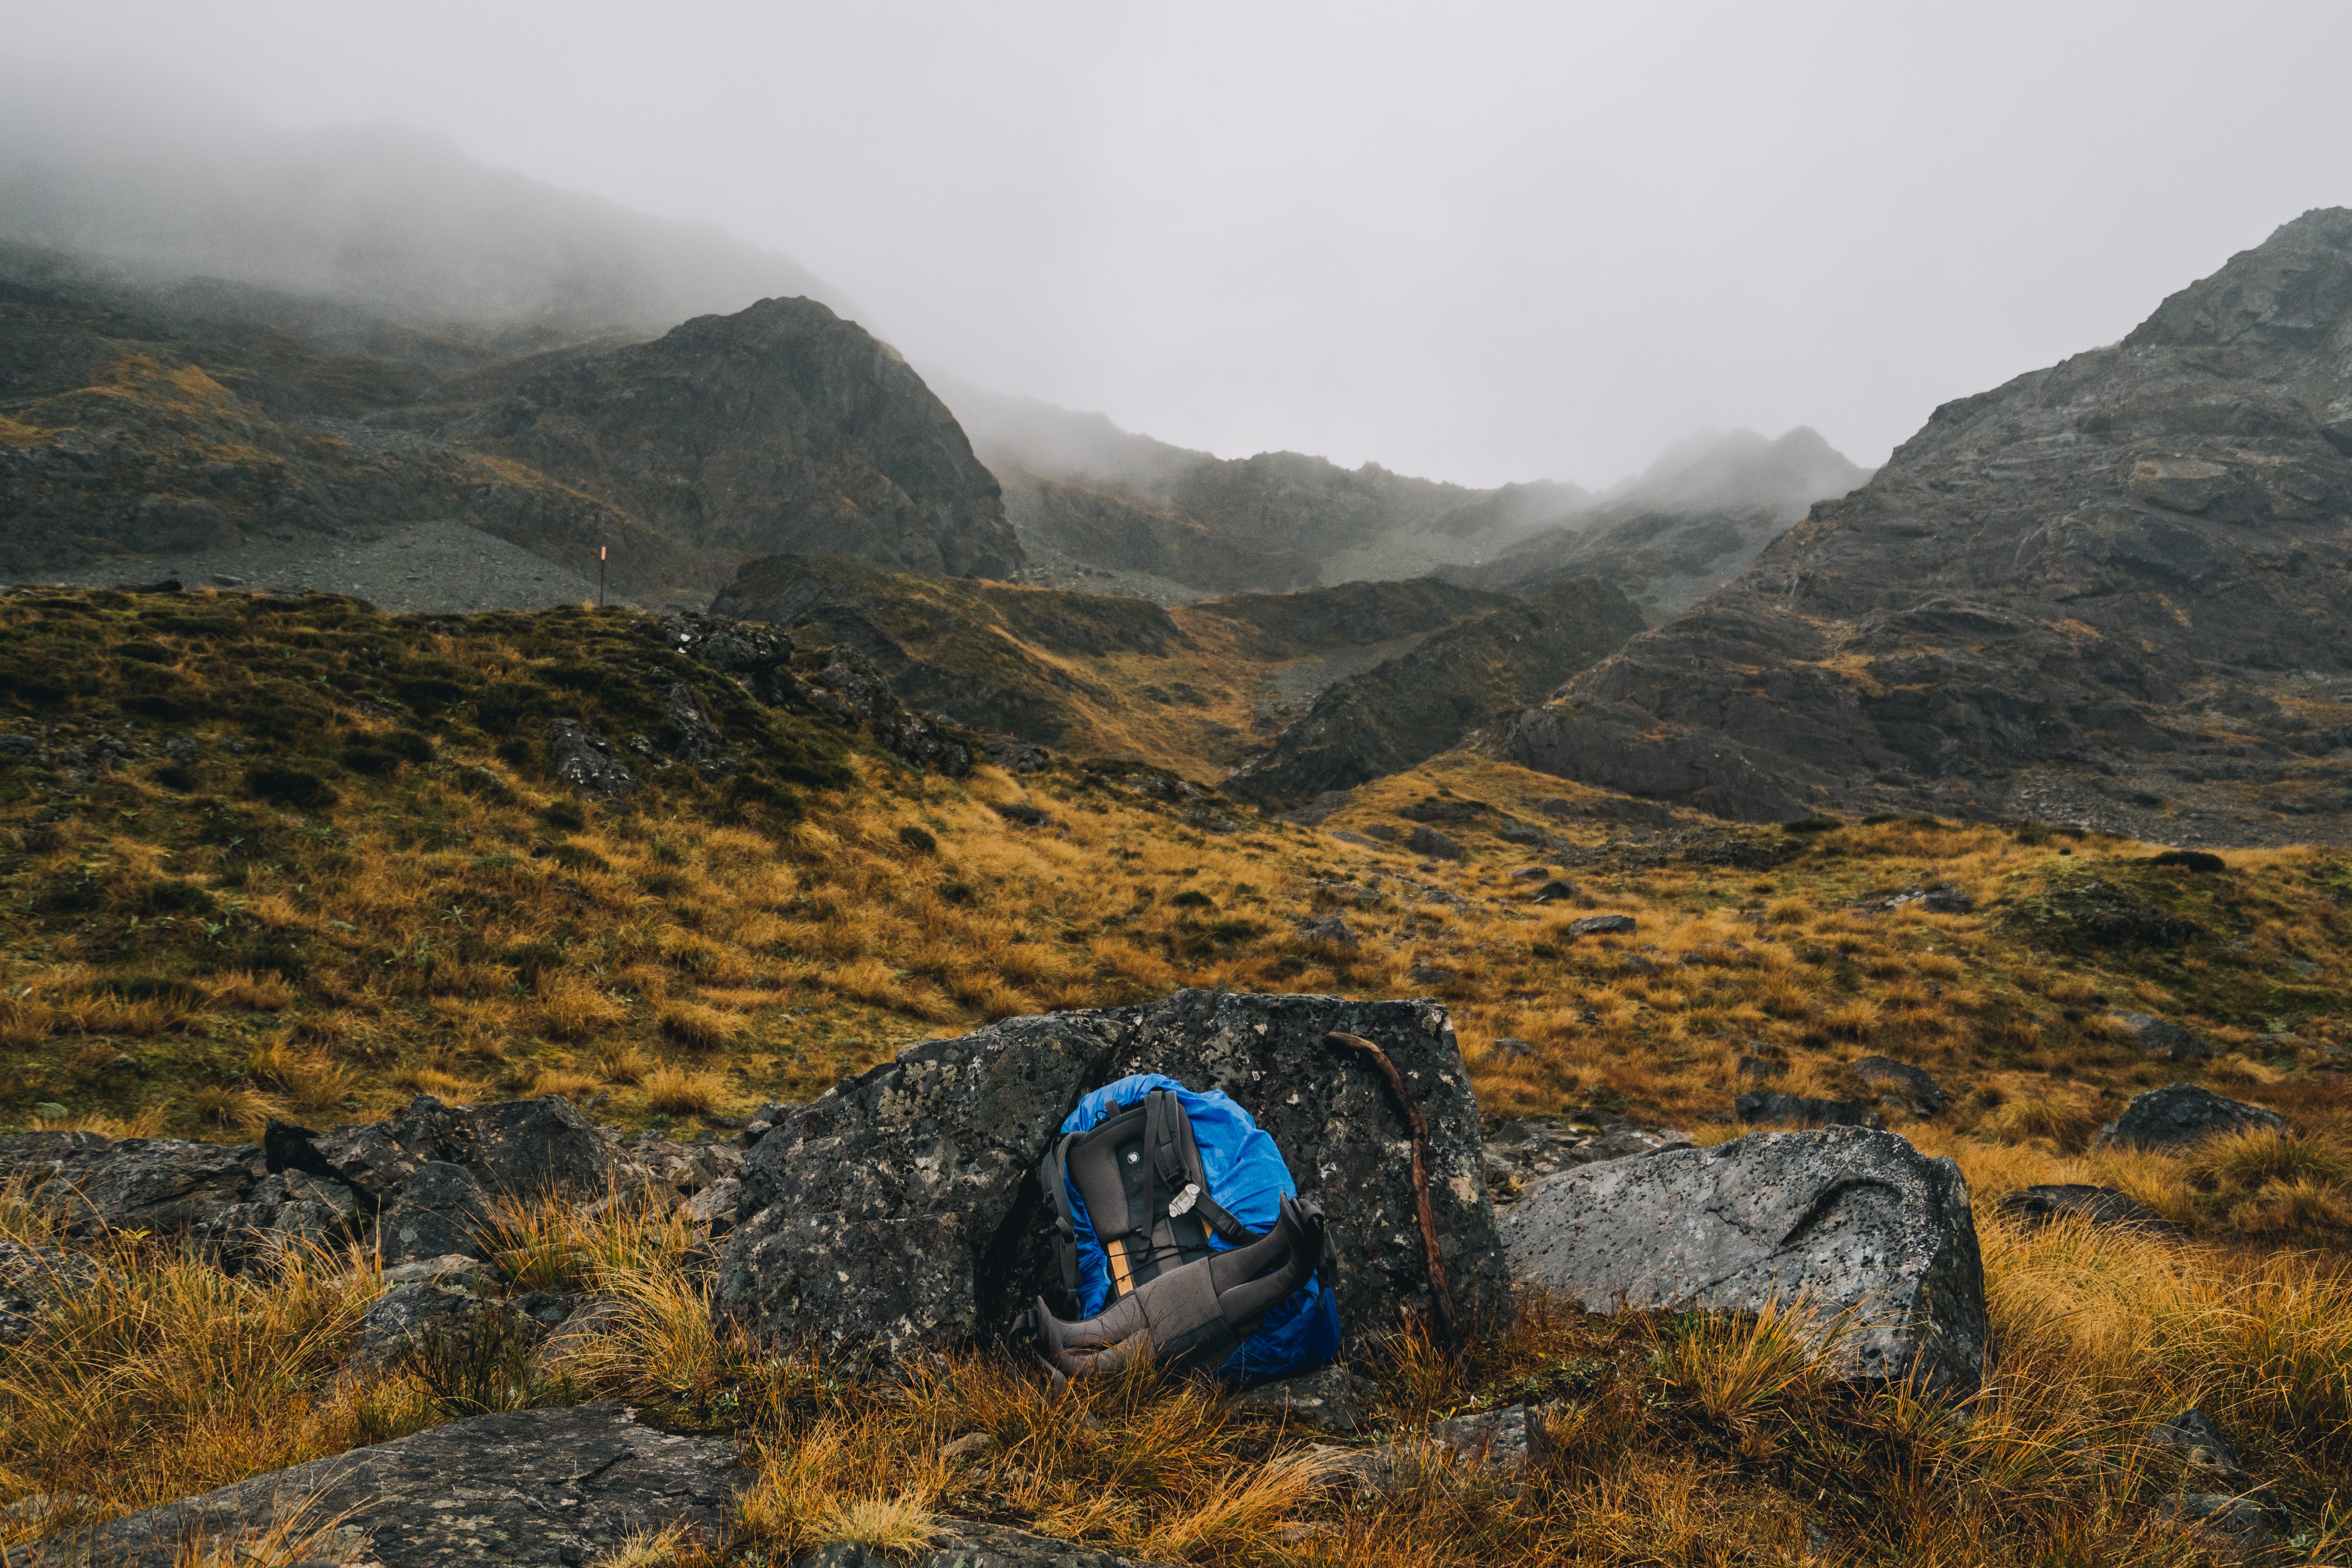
[8,97,2352,1567]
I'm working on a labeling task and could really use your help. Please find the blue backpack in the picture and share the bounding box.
[1018,1073,1340,1386]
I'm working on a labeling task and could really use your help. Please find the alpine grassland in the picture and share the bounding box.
[8,587,2352,1563]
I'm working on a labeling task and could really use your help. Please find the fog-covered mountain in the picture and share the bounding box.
[0,67,846,341]
[1440,427,1873,617]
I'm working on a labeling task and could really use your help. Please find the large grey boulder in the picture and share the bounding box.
[2093,1084,2286,1152]
[1502,1127,1985,1391]
[719,989,1506,1357]
[24,1403,744,1567]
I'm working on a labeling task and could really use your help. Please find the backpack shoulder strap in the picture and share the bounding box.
[1151,1087,1257,1245]
[1037,1131,1081,1296]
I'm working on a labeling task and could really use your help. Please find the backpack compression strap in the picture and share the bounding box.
[1021,1195,1329,1380]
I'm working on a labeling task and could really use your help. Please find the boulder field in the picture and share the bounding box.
[10,990,2299,1563]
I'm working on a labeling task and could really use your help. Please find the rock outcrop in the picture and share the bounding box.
[0,1095,740,1267]
[718,990,1506,1358]
[435,296,1022,588]
[25,1403,744,1568]
[0,264,1019,607]
[1495,209,2352,844]
[2092,1084,2288,1152]
[1501,1127,1986,1391]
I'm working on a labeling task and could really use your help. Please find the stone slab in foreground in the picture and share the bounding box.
[1501,1126,1986,1391]
[718,989,1506,1355]
[19,1403,743,1568]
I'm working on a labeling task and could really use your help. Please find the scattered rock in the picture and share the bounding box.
[1736,1055,1787,1081]
[1363,823,1400,841]
[0,1096,650,1270]
[1226,1362,1378,1433]
[1528,879,1580,903]
[1294,915,1359,948]
[349,1281,535,1373]
[983,735,1052,772]
[1502,1127,1986,1390]
[378,1252,486,1288]
[2107,1012,2213,1061]
[1326,828,1381,849]
[719,990,1505,1357]
[1489,1037,1533,1061]
[940,1431,1000,1466]
[1993,1184,2181,1238]
[0,1238,97,1344]
[1879,883,1974,915]
[378,1160,496,1264]
[1431,1404,1544,1475]
[2148,850,2228,874]
[2092,1084,2286,1152]
[1853,1056,1948,1114]
[25,1403,745,1568]
[688,1176,743,1238]
[1567,914,1636,935]
[993,801,1051,827]
[1733,1090,1876,1128]
[797,1525,1176,1568]
[1480,1116,1690,1204]
[1407,959,1457,986]
[534,1295,630,1371]
[546,718,638,799]
[1509,865,1553,880]
[2149,1410,2247,1477]
[2154,1493,2273,1560]
[1405,825,1463,860]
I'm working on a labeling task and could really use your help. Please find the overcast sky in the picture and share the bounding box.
[9,1,2352,488]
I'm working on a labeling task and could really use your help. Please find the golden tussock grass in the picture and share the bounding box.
[655,1002,745,1052]
[640,1065,722,1118]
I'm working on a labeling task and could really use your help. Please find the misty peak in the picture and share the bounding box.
[1601,425,1870,512]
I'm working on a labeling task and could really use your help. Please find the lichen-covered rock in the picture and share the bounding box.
[1502,1127,1986,1391]
[26,1403,743,1567]
[719,990,1506,1357]
[2093,1084,2287,1152]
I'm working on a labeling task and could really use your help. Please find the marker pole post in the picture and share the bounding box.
[599,545,607,608]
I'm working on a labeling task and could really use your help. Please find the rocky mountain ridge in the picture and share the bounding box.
[0,258,1016,604]
[1497,207,2352,844]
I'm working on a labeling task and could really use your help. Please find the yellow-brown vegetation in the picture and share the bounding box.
[11,589,2352,1560]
